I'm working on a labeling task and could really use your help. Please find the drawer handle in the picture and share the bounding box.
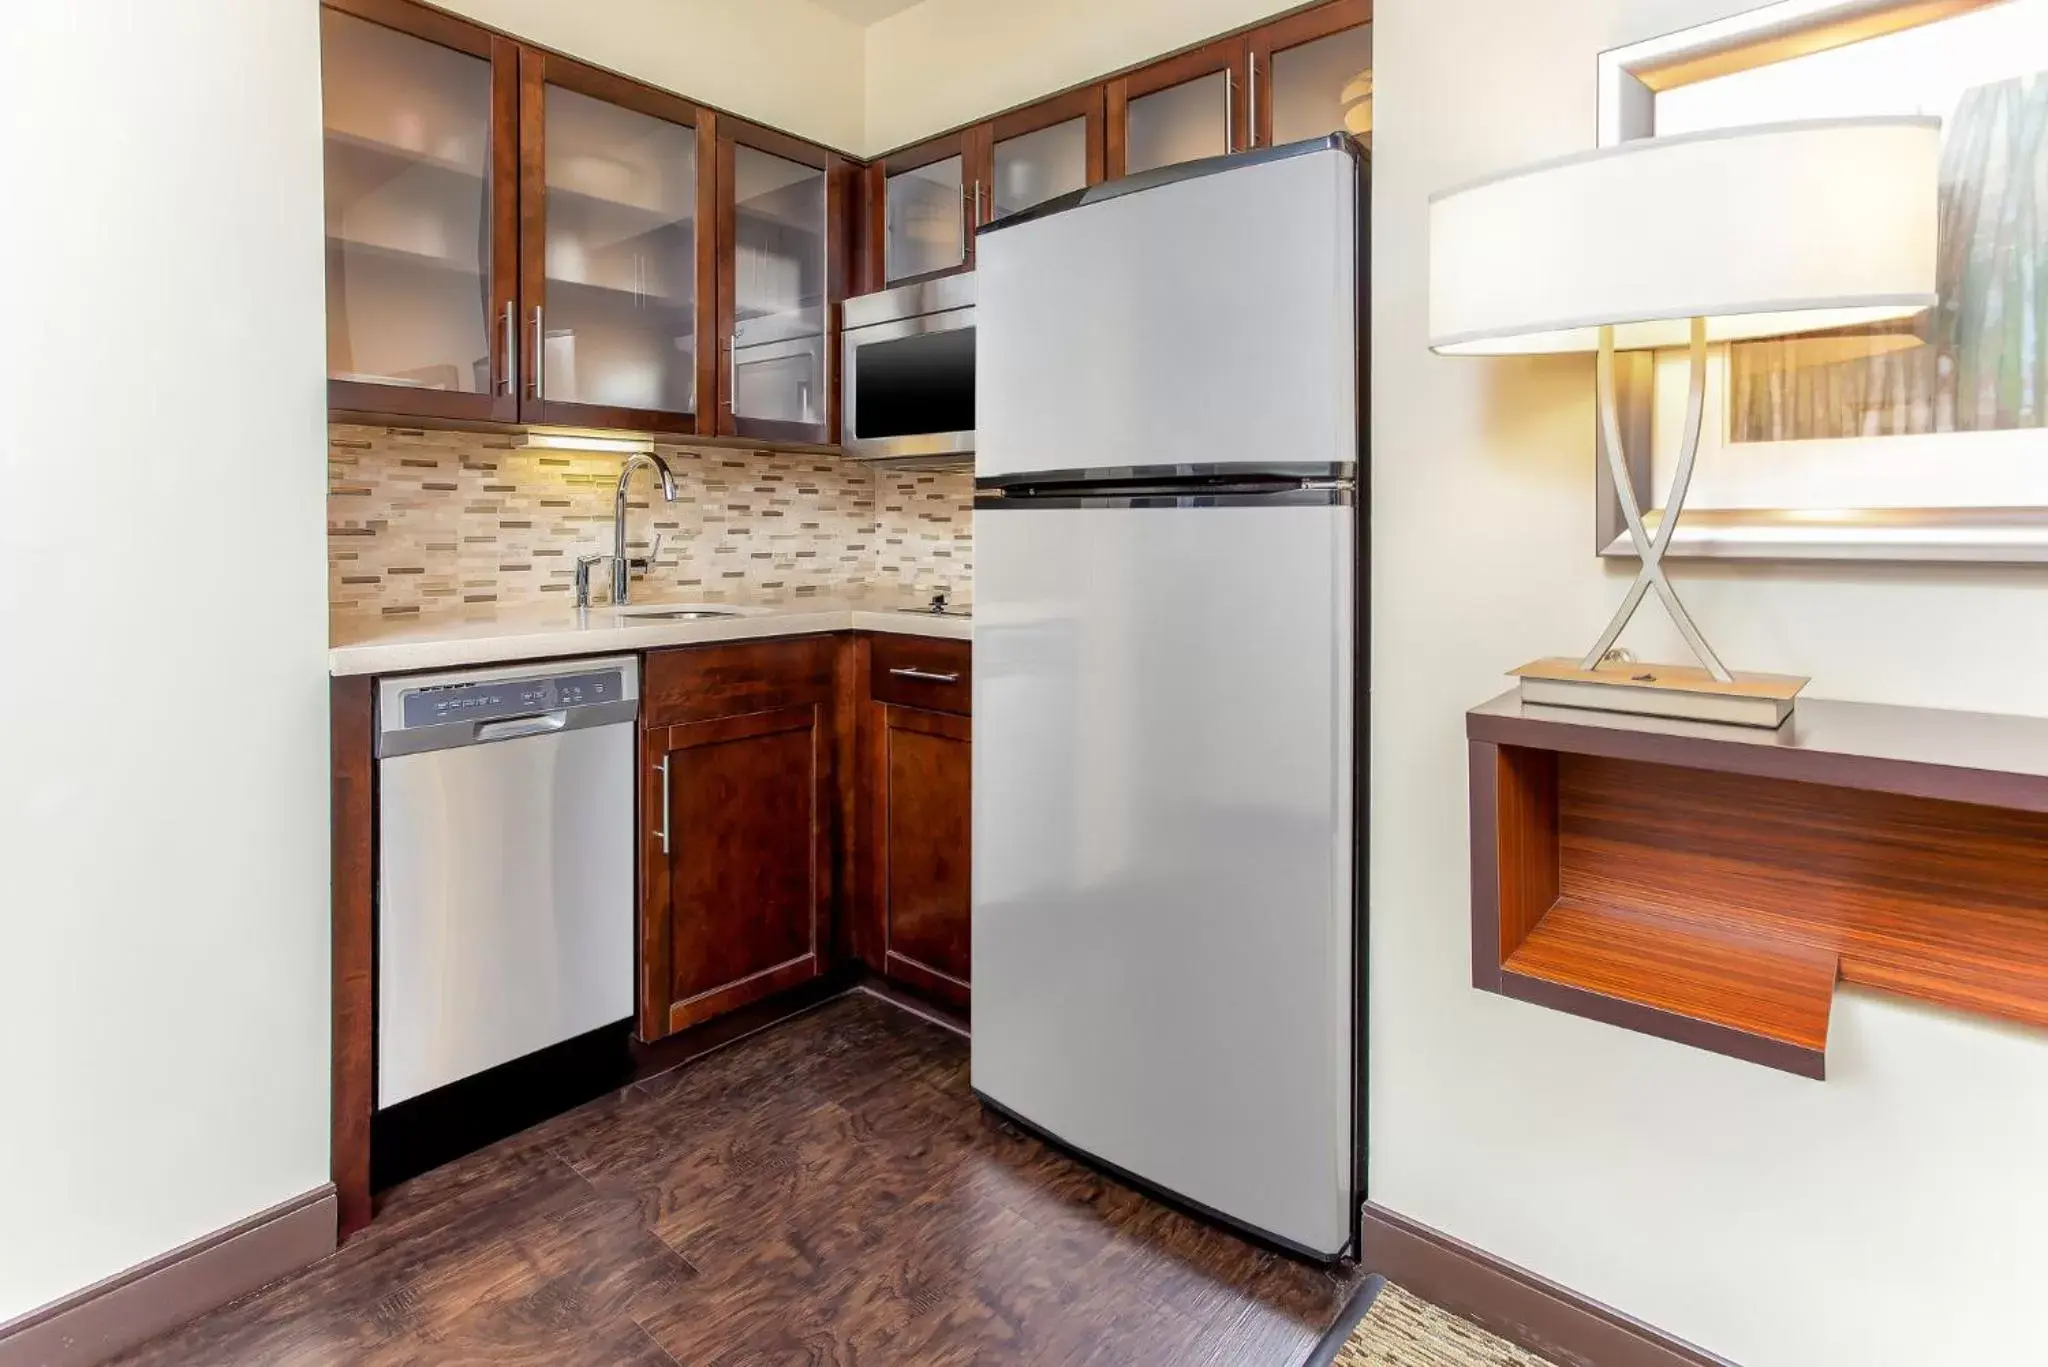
[890,667,960,685]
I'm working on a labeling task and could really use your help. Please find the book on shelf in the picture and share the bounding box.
[1512,657,1806,729]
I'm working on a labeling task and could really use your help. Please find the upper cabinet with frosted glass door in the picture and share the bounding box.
[321,0,519,422]
[1107,36,1249,178]
[987,88,1105,225]
[1248,0,1373,153]
[872,129,984,287]
[1105,0,1373,176]
[866,90,1105,290]
[716,118,854,443]
[518,50,715,435]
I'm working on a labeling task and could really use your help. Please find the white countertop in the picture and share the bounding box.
[330,593,971,677]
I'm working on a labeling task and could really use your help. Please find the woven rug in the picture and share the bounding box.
[1307,1279,1560,1367]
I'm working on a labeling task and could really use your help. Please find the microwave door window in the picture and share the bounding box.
[854,328,974,439]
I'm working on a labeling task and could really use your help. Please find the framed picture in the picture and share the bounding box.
[1597,0,2048,562]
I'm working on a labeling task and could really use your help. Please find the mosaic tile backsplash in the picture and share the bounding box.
[329,425,973,620]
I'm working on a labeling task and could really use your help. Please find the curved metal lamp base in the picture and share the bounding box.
[1514,319,1808,728]
[1579,318,1733,682]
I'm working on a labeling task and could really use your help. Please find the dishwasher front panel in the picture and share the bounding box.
[376,718,636,1108]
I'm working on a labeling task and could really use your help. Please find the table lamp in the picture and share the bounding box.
[1427,116,1940,727]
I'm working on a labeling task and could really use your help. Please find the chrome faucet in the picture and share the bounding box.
[596,452,677,607]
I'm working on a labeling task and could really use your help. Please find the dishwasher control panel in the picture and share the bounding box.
[400,668,627,730]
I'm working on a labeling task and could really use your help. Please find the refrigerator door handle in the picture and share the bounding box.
[976,482,1353,511]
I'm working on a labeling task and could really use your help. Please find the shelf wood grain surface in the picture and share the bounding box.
[1469,691,2048,1077]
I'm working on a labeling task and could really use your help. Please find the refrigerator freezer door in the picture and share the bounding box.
[971,499,1356,1256]
[976,145,1358,481]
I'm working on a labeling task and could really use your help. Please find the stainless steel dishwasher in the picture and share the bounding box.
[375,656,639,1109]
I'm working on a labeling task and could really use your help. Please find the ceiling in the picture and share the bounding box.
[804,0,927,25]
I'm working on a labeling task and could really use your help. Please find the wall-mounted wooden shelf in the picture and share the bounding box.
[1468,691,2048,1078]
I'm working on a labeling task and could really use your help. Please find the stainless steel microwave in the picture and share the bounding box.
[840,274,973,464]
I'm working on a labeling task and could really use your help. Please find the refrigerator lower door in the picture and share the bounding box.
[971,497,1356,1257]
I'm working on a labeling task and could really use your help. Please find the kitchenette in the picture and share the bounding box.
[327,436,980,1223]
[332,583,975,1209]
[318,0,1371,1272]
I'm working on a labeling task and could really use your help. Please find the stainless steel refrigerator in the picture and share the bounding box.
[971,137,1364,1260]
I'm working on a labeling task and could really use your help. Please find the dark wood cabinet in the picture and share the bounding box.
[870,702,972,1010]
[639,638,839,1040]
[1105,0,1373,177]
[1106,35,1249,179]
[320,0,521,424]
[321,0,851,439]
[862,88,1110,293]
[636,632,971,1035]
[327,0,1367,432]
[517,48,715,435]
[858,0,1367,294]
[858,636,972,1012]
[866,128,987,289]
[715,117,856,444]
[989,87,1105,222]
[1247,0,1374,151]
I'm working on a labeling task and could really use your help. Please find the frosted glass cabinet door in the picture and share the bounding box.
[992,118,1089,222]
[1269,24,1374,147]
[534,80,699,422]
[728,144,829,436]
[886,155,965,283]
[1125,73,1233,175]
[1111,37,1247,178]
[322,7,512,419]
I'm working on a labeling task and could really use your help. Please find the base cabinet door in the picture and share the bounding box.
[875,705,972,1009]
[863,636,973,1009]
[640,640,836,1040]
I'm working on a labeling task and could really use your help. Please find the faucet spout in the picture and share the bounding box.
[612,452,679,606]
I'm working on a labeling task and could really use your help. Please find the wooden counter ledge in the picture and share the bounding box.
[1468,691,2048,1077]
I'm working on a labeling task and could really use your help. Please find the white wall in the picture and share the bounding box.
[414,0,1316,158]
[864,0,1299,154]
[1372,4,2048,1365]
[438,0,868,152]
[0,0,333,1325]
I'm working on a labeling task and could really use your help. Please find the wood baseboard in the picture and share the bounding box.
[0,1185,336,1367]
[1358,1203,1736,1367]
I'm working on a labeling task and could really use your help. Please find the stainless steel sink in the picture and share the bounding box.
[623,608,738,621]
[612,603,740,621]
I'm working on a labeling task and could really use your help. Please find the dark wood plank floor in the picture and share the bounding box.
[114,992,1357,1365]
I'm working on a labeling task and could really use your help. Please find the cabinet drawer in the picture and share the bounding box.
[870,635,972,715]
[643,635,836,729]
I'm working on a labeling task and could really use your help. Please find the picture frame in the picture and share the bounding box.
[1595,0,2048,562]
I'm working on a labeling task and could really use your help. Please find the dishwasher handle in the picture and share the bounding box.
[475,711,570,743]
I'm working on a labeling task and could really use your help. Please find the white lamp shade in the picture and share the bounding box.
[1427,116,1940,355]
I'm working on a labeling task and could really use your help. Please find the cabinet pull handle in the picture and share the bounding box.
[530,305,545,399]
[973,179,983,226]
[890,667,961,685]
[656,754,671,855]
[1248,58,1258,148]
[724,341,735,410]
[1225,69,1236,152]
[499,301,517,396]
